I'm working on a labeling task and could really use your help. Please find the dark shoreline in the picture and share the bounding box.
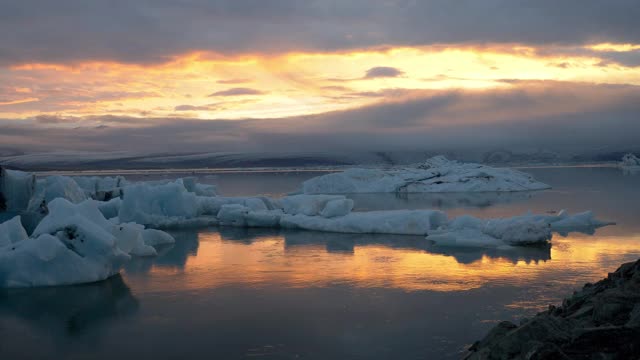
[466,259,640,359]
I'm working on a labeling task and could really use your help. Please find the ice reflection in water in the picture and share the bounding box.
[123,228,636,297]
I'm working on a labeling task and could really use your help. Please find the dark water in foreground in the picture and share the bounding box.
[1,167,639,359]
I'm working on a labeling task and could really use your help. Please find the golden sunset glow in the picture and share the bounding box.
[2,44,639,120]
[588,43,640,52]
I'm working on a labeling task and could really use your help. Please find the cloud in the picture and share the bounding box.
[364,66,404,79]
[174,104,217,111]
[1,81,639,155]
[1,1,639,65]
[34,114,78,124]
[217,78,252,84]
[208,88,264,97]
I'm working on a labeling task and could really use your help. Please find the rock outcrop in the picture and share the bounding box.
[466,259,640,359]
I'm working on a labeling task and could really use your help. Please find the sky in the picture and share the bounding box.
[1,0,639,154]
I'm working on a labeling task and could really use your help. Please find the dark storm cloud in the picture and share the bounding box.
[1,0,639,64]
[364,67,405,79]
[1,81,639,154]
[208,88,264,97]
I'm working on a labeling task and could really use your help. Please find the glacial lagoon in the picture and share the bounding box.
[1,166,639,359]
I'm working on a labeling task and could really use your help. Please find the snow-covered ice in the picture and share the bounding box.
[281,210,449,235]
[27,176,87,212]
[0,198,175,288]
[118,180,219,228]
[301,156,550,194]
[426,210,613,248]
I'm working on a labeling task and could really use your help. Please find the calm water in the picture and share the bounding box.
[1,166,639,359]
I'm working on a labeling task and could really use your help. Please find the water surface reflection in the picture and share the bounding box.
[2,166,639,359]
[120,226,638,296]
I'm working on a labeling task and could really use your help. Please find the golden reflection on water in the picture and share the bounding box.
[142,230,640,294]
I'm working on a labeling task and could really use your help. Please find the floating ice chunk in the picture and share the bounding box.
[620,153,640,168]
[73,176,127,200]
[302,156,550,194]
[178,177,198,193]
[43,176,87,204]
[111,223,157,257]
[0,197,178,287]
[175,177,218,197]
[426,229,504,248]
[217,204,250,226]
[417,155,451,169]
[428,211,612,248]
[244,197,268,211]
[141,229,176,247]
[281,210,449,235]
[246,210,283,227]
[0,216,28,247]
[33,198,113,236]
[34,198,174,255]
[26,175,87,214]
[119,181,199,227]
[550,210,614,235]
[483,217,552,245]
[194,183,217,197]
[95,197,122,219]
[280,194,348,216]
[320,198,354,218]
[0,169,35,211]
[0,228,130,288]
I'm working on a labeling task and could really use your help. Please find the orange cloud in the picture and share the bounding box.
[1,44,639,119]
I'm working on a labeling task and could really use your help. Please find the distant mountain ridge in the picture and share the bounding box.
[1,148,638,171]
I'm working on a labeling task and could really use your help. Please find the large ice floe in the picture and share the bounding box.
[0,163,613,288]
[301,156,550,194]
[105,177,610,244]
[0,198,175,288]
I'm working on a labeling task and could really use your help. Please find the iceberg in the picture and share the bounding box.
[0,215,29,247]
[281,210,449,235]
[85,178,612,246]
[73,175,127,200]
[118,180,219,228]
[619,153,640,171]
[0,168,36,212]
[0,198,175,288]
[27,176,87,212]
[426,210,613,248]
[301,155,550,194]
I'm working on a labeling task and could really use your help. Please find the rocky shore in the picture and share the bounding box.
[466,259,640,359]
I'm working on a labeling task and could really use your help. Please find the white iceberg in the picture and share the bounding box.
[279,194,351,216]
[619,153,640,171]
[426,210,613,248]
[0,198,175,288]
[118,180,218,228]
[280,210,449,235]
[27,176,87,212]
[0,168,36,211]
[301,156,550,194]
[0,216,29,247]
[73,175,127,200]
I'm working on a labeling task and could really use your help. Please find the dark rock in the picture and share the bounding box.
[466,259,640,359]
